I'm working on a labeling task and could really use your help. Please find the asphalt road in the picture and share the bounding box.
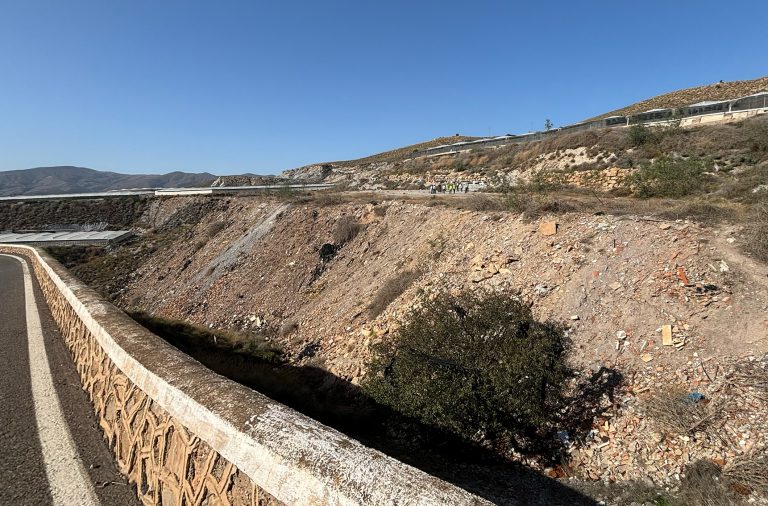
[0,254,139,506]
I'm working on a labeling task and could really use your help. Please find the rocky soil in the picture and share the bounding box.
[95,194,768,502]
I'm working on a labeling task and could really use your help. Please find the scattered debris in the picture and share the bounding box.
[662,325,674,346]
[539,221,558,236]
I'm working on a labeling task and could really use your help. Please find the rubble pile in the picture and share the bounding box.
[565,356,768,486]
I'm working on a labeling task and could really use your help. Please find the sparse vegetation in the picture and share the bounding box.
[206,220,227,237]
[365,290,571,453]
[130,311,283,363]
[643,387,726,438]
[0,198,149,230]
[332,215,362,245]
[367,269,421,319]
[724,452,768,497]
[744,197,768,262]
[628,156,711,198]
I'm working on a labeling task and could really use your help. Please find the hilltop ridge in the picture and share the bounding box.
[589,75,768,120]
[0,166,216,197]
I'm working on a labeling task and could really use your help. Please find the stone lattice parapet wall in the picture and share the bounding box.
[0,245,488,506]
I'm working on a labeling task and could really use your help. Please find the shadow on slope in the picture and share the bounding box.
[130,312,614,505]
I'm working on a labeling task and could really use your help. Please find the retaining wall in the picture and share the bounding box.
[679,107,768,127]
[0,245,488,506]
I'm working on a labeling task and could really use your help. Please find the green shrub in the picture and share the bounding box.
[364,290,571,447]
[526,169,565,193]
[628,156,711,198]
[628,123,654,146]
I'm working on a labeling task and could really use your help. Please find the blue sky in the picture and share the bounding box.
[1,0,766,175]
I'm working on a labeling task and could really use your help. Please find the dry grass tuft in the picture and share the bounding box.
[725,355,768,400]
[743,198,768,263]
[677,459,737,506]
[368,269,421,319]
[644,387,727,438]
[724,452,768,496]
[332,215,362,245]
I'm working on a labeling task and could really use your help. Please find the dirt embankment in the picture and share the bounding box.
[62,194,768,498]
[112,196,768,382]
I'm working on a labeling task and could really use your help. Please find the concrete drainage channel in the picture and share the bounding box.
[0,244,489,505]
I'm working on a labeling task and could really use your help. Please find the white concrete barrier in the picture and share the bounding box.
[0,244,489,506]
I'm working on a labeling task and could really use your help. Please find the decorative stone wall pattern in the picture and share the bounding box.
[3,246,277,505]
[0,245,488,506]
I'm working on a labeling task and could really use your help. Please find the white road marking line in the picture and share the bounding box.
[1,254,99,506]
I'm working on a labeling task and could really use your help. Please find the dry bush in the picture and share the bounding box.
[461,194,508,212]
[311,192,345,206]
[332,215,362,245]
[726,355,768,398]
[719,163,768,203]
[206,220,227,237]
[597,127,631,152]
[544,130,601,152]
[368,269,421,319]
[191,239,207,253]
[743,198,768,263]
[677,460,738,506]
[644,387,727,438]
[724,452,768,496]
[426,234,446,260]
[278,318,299,338]
[743,115,768,156]
[46,245,106,268]
[521,196,577,220]
[656,198,740,224]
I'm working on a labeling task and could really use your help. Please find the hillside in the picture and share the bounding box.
[15,76,768,504]
[43,193,768,504]
[280,135,481,181]
[589,75,768,120]
[332,135,481,166]
[0,166,216,196]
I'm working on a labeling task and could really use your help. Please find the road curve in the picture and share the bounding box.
[0,254,138,506]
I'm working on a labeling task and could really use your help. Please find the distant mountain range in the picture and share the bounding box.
[0,166,217,197]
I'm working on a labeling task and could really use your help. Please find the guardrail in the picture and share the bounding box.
[0,244,488,506]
